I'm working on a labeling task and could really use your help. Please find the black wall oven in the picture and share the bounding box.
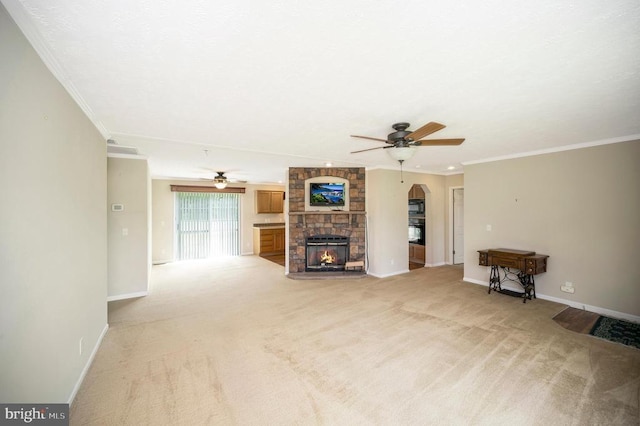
[409,220,425,245]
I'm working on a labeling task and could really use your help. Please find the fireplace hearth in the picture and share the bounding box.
[306,235,349,272]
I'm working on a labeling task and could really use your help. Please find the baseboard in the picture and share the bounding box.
[152,259,173,265]
[107,291,148,302]
[536,294,640,324]
[426,262,446,267]
[68,323,109,405]
[463,277,487,286]
[368,269,410,278]
[463,278,640,323]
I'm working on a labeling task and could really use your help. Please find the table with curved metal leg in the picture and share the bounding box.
[479,249,548,304]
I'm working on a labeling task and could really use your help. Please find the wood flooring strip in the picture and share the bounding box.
[553,307,601,334]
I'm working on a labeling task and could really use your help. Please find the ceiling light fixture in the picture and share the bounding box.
[213,172,228,189]
[385,147,417,184]
[386,146,416,161]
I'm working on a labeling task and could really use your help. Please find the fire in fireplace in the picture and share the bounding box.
[305,235,349,271]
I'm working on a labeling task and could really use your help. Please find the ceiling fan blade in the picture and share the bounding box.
[350,135,389,143]
[350,146,391,154]
[407,122,446,141]
[415,138,465,146]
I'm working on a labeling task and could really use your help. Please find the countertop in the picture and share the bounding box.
[253,223,286,228]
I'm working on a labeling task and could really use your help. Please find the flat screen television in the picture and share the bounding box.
[310,182,345,206]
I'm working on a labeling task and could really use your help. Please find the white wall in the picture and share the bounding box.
[107,157,150,300]
[464,140,640,319]
[366,169,448,277]
[151,179,285,262]
[0,4,108,403]
[445,174,464,264]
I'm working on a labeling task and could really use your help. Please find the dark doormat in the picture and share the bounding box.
[589,316,640,350]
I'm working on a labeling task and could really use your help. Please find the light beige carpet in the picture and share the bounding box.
[71,257,640,425]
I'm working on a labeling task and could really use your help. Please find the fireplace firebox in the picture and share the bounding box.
[305,235,349,271]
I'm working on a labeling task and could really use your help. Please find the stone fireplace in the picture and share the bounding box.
[288,167,366,274]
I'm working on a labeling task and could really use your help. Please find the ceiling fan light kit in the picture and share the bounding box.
[386,146,416,161]
[213,172,228,189]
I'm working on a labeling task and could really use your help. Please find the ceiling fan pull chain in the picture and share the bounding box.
[399,159,404,183]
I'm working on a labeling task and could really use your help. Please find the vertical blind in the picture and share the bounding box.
[175,192,240,260]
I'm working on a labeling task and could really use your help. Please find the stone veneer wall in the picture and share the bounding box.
[288,167,366,273]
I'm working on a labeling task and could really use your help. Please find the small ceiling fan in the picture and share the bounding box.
[212,171,229,189]
[350,122,464,158]
[200,170,247,188]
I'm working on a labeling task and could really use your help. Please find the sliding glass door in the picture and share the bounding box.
[175,192,240,260]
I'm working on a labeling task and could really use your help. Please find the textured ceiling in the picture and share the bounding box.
[4,0,640,183]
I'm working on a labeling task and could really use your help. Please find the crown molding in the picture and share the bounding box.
[107,153,147,160]
[462,134,640,166]
[2,1,110,139]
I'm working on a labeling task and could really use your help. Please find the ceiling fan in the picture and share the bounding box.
[351,121,465,182]
[201,170,248,188]
[350,122,464,160]
[212,171,229,189]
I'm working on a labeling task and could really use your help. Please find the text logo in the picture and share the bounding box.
[1,404,68,425]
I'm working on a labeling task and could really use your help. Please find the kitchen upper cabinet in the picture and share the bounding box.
[256,190,284,214]
[409,185,425,200]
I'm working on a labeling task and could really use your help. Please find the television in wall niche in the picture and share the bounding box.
[310,182,345,207]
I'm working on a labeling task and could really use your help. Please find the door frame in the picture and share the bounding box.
[448,186,464,265]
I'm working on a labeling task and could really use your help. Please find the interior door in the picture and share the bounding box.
[453,188,464,264]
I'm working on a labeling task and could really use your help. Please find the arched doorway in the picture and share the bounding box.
[408,184,427,270]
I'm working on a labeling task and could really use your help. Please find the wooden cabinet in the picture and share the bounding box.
[273,229,285,251]
[253,227,285,255]
[408,184,425,264]
[409,185,425,200]
[409,243,425,263]
[256,190,284,213]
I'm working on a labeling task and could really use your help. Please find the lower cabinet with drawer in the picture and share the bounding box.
[409,243,425,264]
[253,227,285,255]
